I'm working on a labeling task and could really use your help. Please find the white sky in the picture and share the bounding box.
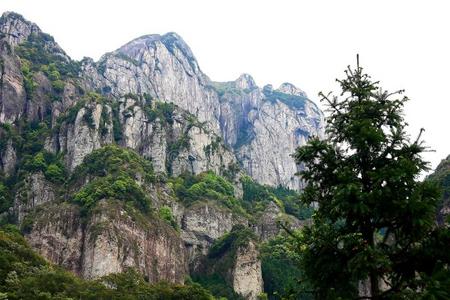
[1,0,449,174]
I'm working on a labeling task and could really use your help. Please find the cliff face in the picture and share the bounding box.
[0,12,324,190]
[81,33,222,135]
[218,76,324,189]
[26,200,188,283]
[79,32,324,190]
[232,240,264,300]
[0,11,321,298]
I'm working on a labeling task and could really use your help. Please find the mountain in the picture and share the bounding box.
[0,12,320,299]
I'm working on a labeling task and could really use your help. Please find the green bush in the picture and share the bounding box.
[241,176,314,219]
[110,101,123,142]
[73,175,150,214]
[158,206,179,230]
[44,164,64,183]
[0,182,13,217]
[21,151,66,183]
[170,171,246,215]
[72,145,154,183]
[71,145,155,214]
[51,79,65,93]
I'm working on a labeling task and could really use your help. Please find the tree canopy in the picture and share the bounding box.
[294,57,450,299]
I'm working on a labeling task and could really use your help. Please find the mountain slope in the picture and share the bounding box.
[0,11,321,299]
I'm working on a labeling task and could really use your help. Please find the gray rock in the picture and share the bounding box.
[232,240,264,300]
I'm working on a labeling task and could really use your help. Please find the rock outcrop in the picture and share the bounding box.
[26,200,188,283]
[217,75,324,189]
[181,201,247,267]
[14,172,56,223]
[232,240,264,300]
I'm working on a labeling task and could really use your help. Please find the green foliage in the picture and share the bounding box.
[158,206,179,230]
[110,101,123,142]
[0,121,66,185]
[55,99,86,126]
[208,224,256,259]
[54,92,106,132]
[21,151,66,183]
[272,186,314,220]
[241,176,313,219]
[83,106,96,129]
[261,233,312,300]
[263,87,307,110]
[40,63,65,94]
[99,105,110,137]
[204,136,222,158]
[0,181,13,216]
[0,226,214,299]
[193,273,243,300]
[19,59,36,100]
[170,172,246,215]
[72,144,154,182]
[16,32,80,78]
[71,145,154,214]
[144,101,176,125]
[221,162,241,181]
[294,60,450,298]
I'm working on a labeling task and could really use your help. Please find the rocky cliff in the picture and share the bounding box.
[217,76,324,189]
[0,11,320,299]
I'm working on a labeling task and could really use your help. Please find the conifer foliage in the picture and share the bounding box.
[294,57,450,299]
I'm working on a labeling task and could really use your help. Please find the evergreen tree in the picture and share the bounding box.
[294,57,450,299]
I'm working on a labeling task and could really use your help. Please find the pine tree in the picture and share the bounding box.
[294,57,450,299]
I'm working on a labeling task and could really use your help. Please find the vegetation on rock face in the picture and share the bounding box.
[241,176,313,219]
[211,81,245,97]
[158,206,179,230]
[293,59,450,299]
[0,225,213,299]
[71,144,154,183]
[262,86,307,110]
[170,171,246,215]
[15,32,80,78]
[208,224,256,259]
[71,145,155,214]
[144,101,176,125]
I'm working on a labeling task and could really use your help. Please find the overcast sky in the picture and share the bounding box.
[1,0,449,174]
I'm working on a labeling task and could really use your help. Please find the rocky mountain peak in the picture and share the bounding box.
[235,73,256,90]
[0,11,41,46]
[114,31,200,73]
[277,82,307,97]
